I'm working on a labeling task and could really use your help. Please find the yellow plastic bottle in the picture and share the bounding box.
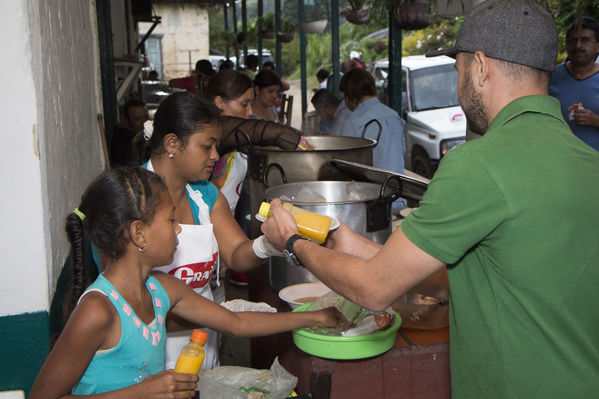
[174,329,208,375]
[259,202,332,244]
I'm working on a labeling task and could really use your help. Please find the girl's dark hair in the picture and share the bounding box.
[64,167,167,320]
[254,69,282,89]
[203,69,253,102]
[141,91,221,162]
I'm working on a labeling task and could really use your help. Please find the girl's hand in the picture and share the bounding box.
[313,307,343,329]
[135,370,199,398]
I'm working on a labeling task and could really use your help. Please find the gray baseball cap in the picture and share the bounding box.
[426,0,558,72]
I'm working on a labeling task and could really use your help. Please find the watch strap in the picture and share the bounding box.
[283,234,310,266]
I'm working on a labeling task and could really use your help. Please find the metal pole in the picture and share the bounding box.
[96,0,117,148]
[258,0,263,67]
[275,0,282,75]
[298,0,307,117]
[224,3,230,60]
[388,6,402,115]
[242,0,248,62]
[331,0,340,99]
[233,0,239,69]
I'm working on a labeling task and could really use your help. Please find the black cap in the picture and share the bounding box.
[426,0,557,72]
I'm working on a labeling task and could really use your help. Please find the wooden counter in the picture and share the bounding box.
[248,267,451,399]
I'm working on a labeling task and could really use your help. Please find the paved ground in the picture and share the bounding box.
[286,79,317,131]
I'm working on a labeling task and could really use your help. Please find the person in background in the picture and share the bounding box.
[110,99,148,168]
[339,68,405,178]
[349,50,366,69]
[242,54,259,80]
[196,59,215,77]
[316,68,330,90]
[169,59,215,94]
[252,69,282,122]
[30,168,339,398]
[147,70,159,81]
[139,92,291,370]
[261,1,599,398]
[549,16,599,151]
[194,59,216,93]
[203,69,310,286]
[205,69,257,287]
[261,61,290,91]
[218,59,235,71]
[311,89,351,136]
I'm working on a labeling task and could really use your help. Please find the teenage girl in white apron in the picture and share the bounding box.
[141,92,284,370]
[146,161,221,369]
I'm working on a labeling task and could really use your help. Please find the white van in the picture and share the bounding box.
[372,55,466,178]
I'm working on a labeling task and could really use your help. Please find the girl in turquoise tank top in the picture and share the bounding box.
[30,167,339,398]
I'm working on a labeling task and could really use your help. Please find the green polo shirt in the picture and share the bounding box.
[402,95,599,399]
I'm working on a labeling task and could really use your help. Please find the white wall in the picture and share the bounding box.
[0,0,104,317]
[0,1,46,316]
[139,1,210,80]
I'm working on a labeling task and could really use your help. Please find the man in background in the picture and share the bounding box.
[316,68,330,90]
[549,16,599,151]
[339,68,405,177]
[311,89,350,136]
[242,54,259,79]
[110,99,148,167]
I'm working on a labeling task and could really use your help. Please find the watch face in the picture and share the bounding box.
[283,248,300,265]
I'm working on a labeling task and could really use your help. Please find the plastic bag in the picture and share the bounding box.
[220,299,277,313]
[305,291,395,337]
[197,357,297,399]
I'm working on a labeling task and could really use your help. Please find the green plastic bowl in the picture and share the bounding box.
[292,303,402,360]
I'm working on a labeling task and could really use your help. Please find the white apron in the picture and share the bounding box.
[148,162,221,370]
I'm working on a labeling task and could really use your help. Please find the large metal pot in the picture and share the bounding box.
[264,180,401,291]
[248,136,378,237]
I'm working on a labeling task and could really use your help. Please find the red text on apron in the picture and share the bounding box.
[168,252,218,289]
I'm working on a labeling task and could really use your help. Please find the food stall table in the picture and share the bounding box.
[249,267,451,399]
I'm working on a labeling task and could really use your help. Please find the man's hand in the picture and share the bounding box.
[260,199,299,249]
[324,222,356,253]
[573,108,599,128]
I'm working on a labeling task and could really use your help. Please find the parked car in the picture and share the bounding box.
[208,54,237,71]
[372,55,466,178]
[238,49,274,70]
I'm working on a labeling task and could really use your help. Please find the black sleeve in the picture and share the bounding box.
[218,116,302,154]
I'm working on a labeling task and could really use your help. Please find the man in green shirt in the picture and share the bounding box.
[261,1,599,398]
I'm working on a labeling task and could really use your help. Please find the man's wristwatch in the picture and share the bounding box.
[283,234,310,266]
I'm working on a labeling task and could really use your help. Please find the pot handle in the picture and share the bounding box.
[263,162,288,188]
[361,119,382,143]
[379,174,402,203]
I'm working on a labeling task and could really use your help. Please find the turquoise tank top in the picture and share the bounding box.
[72,274,171,394]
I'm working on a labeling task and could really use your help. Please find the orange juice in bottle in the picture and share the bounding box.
[259,202,332,244]
[174,329,208,374]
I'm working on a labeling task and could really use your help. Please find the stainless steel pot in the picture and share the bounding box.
[264,180,401,291]
[248,136,378,237]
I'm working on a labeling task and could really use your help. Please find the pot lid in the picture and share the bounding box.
[329,159,429,203]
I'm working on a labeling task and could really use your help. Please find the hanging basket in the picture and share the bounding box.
[340,6,371,25]
[300,19,328,34]
[261,30,276,39]
[394,0,431,31]
[278,32,295,43]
